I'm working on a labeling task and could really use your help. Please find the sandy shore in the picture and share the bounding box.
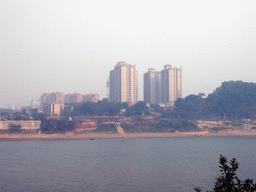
[0,130,256,141]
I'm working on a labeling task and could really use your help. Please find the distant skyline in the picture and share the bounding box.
[1,0,256,108]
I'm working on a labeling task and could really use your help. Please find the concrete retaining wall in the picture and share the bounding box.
[0,121,41,130]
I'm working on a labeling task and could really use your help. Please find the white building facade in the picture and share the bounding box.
[161,65,182,105]
[144,68,161,104]
[109,61,138,104]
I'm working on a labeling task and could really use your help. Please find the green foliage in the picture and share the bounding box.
[171,81,256,120]
[160,110,181,119]
[173,93,205,120]
[175,94,204,110]
[54,120,75,133]
[149,121,175,132]
[72,100,128,116]
[153,121,173,129]
[8,124,21,133]
[121,121,176,133]
[31,112,45,120]
[177,121,199,132]
[121,124,136,133]
[12,111,30,120]
[123,120,199,133]
[40,115,75,133]
[93,124,117,133]
[41,120,53,133]
[194,187,203,192]
[124,101,149,117]
[195,155,256,192]
[204,81,256,119]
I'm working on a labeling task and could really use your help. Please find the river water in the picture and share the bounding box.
[0,137,255,192]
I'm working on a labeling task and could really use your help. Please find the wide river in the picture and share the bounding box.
[0,137,255,192]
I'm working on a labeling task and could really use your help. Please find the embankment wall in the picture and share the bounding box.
[0,121,41,130]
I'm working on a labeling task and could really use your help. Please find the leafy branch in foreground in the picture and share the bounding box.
[194,154,256,192]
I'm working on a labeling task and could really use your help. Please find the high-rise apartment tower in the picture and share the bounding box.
[40,92,64,107]
[109,61,138,104]
[144,68,161,104]
[161,65,182,104]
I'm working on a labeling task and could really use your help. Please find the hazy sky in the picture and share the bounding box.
[1,0,256,108]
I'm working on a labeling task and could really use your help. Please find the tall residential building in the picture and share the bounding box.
[83,93,100,103]
[144,68,161,104]
[40,92,64,107]
[41,93,50,107]
[161,65,182,104]
[65,93,99,104]
[65,93,84,104]
[109,61,138,104]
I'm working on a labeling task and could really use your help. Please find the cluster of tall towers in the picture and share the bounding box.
[41,92,99,107]
[109,61,182,105]
[144,65,182,105]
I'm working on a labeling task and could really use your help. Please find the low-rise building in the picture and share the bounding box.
[43,103,64,116]
[0,121,41,133]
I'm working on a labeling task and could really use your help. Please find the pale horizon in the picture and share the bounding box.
[1,0,256,108]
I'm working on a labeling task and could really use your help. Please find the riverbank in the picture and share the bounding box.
[0,130,256,141]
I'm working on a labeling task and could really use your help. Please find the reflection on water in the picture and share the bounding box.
[0,137,255,192]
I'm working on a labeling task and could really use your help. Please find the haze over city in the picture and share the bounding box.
[1,0,256,108]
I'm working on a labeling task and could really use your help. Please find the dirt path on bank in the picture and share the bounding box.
[115,122,126,136]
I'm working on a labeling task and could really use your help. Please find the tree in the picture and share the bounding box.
[204,81,256,119]
[71,100,128,116]
[194,155,256,192]
[174,93,205,120]
[124,101,149,117]
[8,123,21,133]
